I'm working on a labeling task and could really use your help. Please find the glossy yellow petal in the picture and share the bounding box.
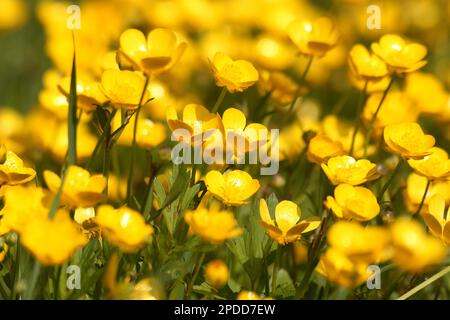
[275,200,300,234]
[259,199,274,226]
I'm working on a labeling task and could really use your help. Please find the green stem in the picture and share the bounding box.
[24,261,41,300]
[414,179,431,216]
[211,87,227,114]
[288,56,313,113]
[186,252,206,299]
[364,76,395,157]
[127,76,150,205]
[271,245,282,295]
[377,159,402,202]
[349,80,368,156]
[397,265,450,300]
[10,242,20,299]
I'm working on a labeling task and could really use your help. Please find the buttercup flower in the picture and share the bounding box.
[209,52,259,93]
[236,291,269,300]
[113,113,166,149]
[44,165,106,208]
[407,147,450,181]
[325,184,380,221]
[58,72,107,113]
[204,259,229,288]
[258,71,308,107]
[405,72,450,117]
[321,155,380,185]
[0,147,36,187]
[403,173,450,213]
[422,195,450,245]
[390,218,446,272]
[0,0,27,31]
[383,122,435,159]
[348,44,388,80]
[371,34,427,73]
[166,104,222,142]
[100,69,151,110]
[184,204,242,244]
[204,170,260,206]
[259,199,320,245]
[0,185,51,234]
[306,134,346,164]
[287,17,339,57]
[362,91,418,137]
[204,108,269,162]
[95,205,154,253]
[253,35,294,71]
[118,28,187,75]
[317,248,371,288]
[20,210,87,266]
[327,221,390,263]
[0,242,7,263]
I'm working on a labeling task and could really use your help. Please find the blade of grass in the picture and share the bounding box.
[67,33,78,166]
[397,266,450,300]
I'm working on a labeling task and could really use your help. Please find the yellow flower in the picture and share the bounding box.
[407,147,450,181]
[166,104,222,141]
[390,218,446,272]
[348,44,388,80]
[113,113,166,149]
[95,205,154,253]
[0,242,7,263]
[317,248,371,288]
[293,242,308,265]
[58,72,108,113]
[349,71,392,94]
[328,221,390,264]
[422,195,450,245]
[259,199,320,245]
[204,259,229,288]
[184,204,242,244]
[253,35,294,71]
[403,173,450,213]
[405,72,450,117]
[321,156,380,186]
[371,34,427,73]
[0,185,51,234]
[103,253,164,300]
[362,91,418,137]
[287,17,339,57]
[0,108,26,154]
[204,170,260,206]
[118,28,187,76]
[0,148,36,187]
[325,184,380,221]
[236,291,270,300]
[258,70,308,107]
[204,108,269,162]
[0,0,27,31]
[44,166,106,209]
[38,70,69,119]
[21,211,87,266]
[383,122,435,159]
[209,52,259,93]
[100,69,151,110]
[306,134,346,164]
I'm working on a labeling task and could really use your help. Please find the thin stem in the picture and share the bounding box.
[186,252,206,299]
[271,245,282,295]
[127,76,150,205]
[397,265,450,300]
[414,179,431,216]
[349,80,368,156]
[24,261,41,300]
[364,76,395,157]
[211,87,227,114]
[377,159,402,202]
[288,56,314,113]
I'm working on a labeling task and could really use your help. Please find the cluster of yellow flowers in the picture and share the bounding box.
[1,0,450,301]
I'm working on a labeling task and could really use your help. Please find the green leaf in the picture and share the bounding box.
[169,280,185,300]
[160,164,189,210]
[180,184,201,211]
[67,38,77,166]
[273,269,296,299]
